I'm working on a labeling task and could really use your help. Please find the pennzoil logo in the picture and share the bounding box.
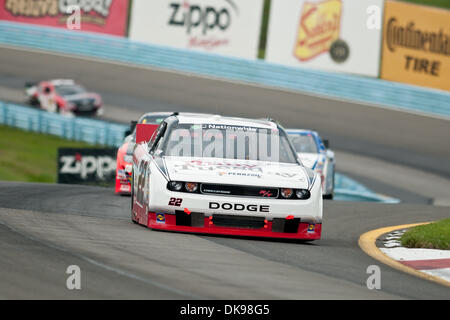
[293,0,342,61]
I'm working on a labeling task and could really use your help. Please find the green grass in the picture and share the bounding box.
[401,0,450,9]
[401,219,450,250]
[0,125,97,183]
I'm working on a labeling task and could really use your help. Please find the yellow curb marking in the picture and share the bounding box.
[358,222,450,288]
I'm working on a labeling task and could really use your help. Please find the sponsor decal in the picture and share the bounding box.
[259,190,273,197]
[202,124,258,132]
[168,0,238,50]
[1,0,129,36]
[381,1,450,91]
[58,148,116,185]
[174,160,263,173]
[209,202,270,213]
[307,223,315,232]
[329,38,350,63]
[294,0,343,62]
[156,213,166,224]
[218,171,262,178]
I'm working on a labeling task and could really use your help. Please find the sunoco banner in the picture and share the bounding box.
[58,148,116,185]
[0,0,130,36]
[381,1,450,91]
[128,0,264,59]
[265,0,384,77]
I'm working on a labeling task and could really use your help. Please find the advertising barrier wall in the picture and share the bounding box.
[0,0,130,36]
[381,1,450,92]
[58,148,116,185]
[265,0,384,77]
[129,0,264,59]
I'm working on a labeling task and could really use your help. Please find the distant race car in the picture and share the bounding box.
[115,112,172,194]
[25,79,103,116]
[131,113,323,240]
[287,129,335,199]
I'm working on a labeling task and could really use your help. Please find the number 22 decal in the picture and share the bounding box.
[168,198,183,206]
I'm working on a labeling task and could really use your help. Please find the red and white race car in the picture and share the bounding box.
[131,113,323,240]
[115,112,171,194]
[25,79,103,116]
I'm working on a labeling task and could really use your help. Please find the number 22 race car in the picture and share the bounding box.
[131,113,323,240]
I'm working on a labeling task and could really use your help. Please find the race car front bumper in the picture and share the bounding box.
[116,178,132,194]
[115,168,132,194]
[147,211,322,240]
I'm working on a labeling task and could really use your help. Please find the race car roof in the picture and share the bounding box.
[49,79,76,86]
[286,129,319,136]
[176,114,278,130]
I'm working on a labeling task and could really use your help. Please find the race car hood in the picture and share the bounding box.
[297,152,322,170]
[162,156,310,188]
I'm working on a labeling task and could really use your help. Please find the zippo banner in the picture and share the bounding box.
[128,0,264,59]
[0,0,130,36]
[381,1,450,92]
[265,0,384,77]
[58,148,117,186]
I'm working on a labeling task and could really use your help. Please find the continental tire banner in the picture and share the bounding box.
[265,0,384,77]
[0,0,130,36]
[128,0,264,59]
[58,148,116,185]
[381,1,450,91]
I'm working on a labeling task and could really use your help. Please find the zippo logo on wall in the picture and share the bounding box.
[129,0,264,59]
[58,148,116,185]
[0,0,130,36]
[266,0,384,77]
[167,0,237,49]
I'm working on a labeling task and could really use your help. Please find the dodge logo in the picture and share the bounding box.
[209,202,270,213]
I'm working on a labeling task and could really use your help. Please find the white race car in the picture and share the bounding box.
[131,113,323,240]
[287,129,335,199]
[25,79,103,116]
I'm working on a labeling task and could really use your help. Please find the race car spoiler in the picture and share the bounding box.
[135,123,159,144]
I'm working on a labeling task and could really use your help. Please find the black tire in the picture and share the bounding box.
[323,167,335,200]
[28,96,39,107]
[323,193,334,200]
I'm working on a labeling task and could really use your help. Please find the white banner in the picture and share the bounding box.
[266,0,384,77]
[129,0,264,59]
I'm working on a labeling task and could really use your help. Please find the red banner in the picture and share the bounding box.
[0,0,130,36]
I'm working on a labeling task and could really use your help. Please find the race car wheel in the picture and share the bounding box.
[29,96,39,107]
[323,170,335,200]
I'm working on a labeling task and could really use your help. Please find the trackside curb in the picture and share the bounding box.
[358,223,450,288]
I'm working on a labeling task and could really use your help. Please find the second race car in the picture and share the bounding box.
[131,113,323,240]
[115,112,172,194]
[25,79,103,116]
[287,129,335,199]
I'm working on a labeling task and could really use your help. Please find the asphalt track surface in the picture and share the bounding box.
[0,46,449,299]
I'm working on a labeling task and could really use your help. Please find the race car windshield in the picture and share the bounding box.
[289,134,319,153]
[161,123,298,164]
[54,85,86,96]
[139,116,166,125]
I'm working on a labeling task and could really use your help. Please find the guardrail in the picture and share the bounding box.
[0,102,128,147]
[0,21,449,118]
